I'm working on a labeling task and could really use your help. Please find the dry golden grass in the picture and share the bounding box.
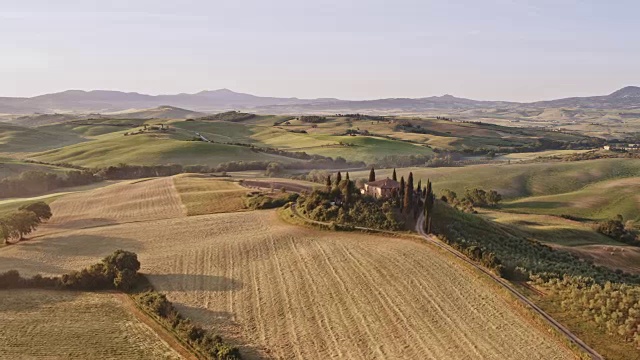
[0,290,181,359]
[42,177,186,231]
[173,174,249,216]
[1,209,574,359]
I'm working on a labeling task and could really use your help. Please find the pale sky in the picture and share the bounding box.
[2,0,638,101]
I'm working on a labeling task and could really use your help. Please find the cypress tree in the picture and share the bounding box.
[343,179,352,209]
[392,168,397,181]
[399,176,405,207]
[403,172,414,214]
[424,179,435,233]
[369,167,376,182]
[336,171,342,186]
[325,175,331,191]
[346,172,350,181]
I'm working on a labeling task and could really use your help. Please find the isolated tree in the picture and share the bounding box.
[336,171,342,186]
[368,167,376,182]
[392,168,397,181]
[265,162,284,177]
[486,190,502,207]
[19,202,52,223]
[10,210,39,240]
[0,217,18,245]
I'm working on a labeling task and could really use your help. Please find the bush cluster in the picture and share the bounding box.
[439,188,502,212]
[135,291,240,359]
[298,188,404,231]
[595,215,639,246]
[244,192,299,210]
[0,250,140,291]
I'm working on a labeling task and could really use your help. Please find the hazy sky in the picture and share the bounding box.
[2,0,639,101]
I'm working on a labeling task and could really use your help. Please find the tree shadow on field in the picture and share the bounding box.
[502,201,568,211]
[46,217,118,230]
[0,256,69,276]
[147,274,243,292]
[19,234,142,258]
[175,303,269,360]
[0,289,81,313]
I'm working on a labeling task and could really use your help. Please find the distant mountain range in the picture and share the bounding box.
[1,86,639,115]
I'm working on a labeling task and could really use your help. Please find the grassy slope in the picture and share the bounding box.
[30,132,298,168]
[0,122,86,153]
[40,118,150,137]
[351,158,640,200]
[504,176,640,221]
[0,157,70,179]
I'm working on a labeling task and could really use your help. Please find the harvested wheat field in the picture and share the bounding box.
[42,176,185,231]
[1,209,574,360]
[173,174,249,215]
[0,289,181,359]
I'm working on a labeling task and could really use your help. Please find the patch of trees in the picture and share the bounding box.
[541,276,640,348]
[197,111,256,122]
[135,290,241,359]
[244,192,299,210]
[439,188,502,212]
[335,114,386,121]
[96,163,185,179]
[0,249,140,291]
[0,202,52,245]
[596,215,639,246]
[297,169,433,231]
[0,170,98,198]
[298,115,327,123]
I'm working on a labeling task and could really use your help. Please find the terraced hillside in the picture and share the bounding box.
[0,178,574,359]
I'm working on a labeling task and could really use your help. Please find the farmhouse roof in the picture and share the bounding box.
[366,177,400,189]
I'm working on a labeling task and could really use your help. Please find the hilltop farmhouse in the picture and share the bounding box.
[361,178,400,198]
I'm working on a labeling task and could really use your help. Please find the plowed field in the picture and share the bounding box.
[1,207,574,359]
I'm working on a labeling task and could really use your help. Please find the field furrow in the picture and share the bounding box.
[1,209,575,360]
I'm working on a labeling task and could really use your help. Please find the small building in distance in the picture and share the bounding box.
[604,144,640,151]
[361,178,400,198]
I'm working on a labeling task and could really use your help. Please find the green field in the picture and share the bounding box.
[0,123,86,153]
[0,157,70,179]
[352,158,640,201]
[503,177,640,221]
[30,132,297,168]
